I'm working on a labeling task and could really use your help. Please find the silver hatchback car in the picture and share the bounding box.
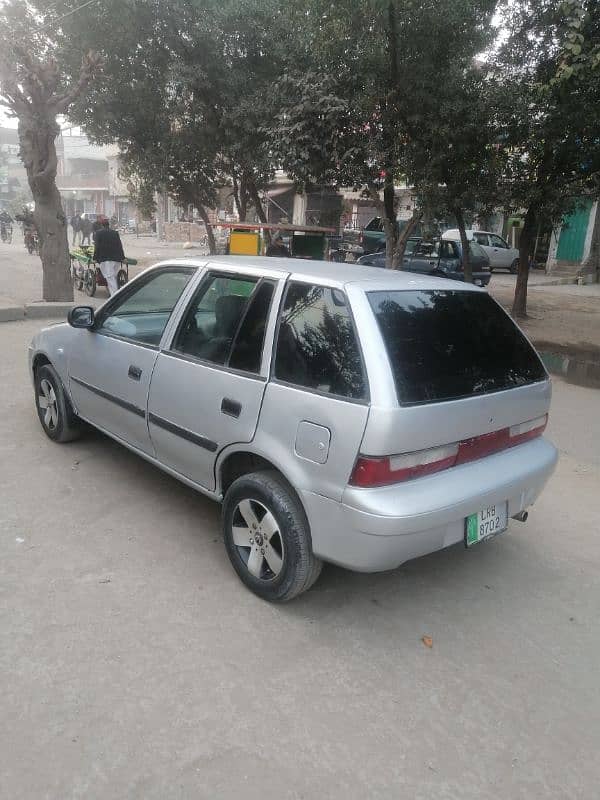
[29,257,558,601]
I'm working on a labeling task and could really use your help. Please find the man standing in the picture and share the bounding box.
[80,213,93,246]
[93,218,125,296]
[71,212,81,246]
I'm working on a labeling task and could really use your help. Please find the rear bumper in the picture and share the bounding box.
[303,437,558,572]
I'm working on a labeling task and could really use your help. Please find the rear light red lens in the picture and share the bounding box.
[349,415,548,487]
[349,444,459,488]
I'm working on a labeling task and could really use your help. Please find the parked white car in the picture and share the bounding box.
[443,229,520,273]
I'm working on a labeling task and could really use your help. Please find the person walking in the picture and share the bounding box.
[93,218,125,296]
[71,212,82,246]
[80,213,93,246]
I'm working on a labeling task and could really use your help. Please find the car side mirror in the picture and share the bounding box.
[68,305,95,329]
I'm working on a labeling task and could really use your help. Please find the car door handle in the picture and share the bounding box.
[221,397,242,418]
[128,365,142,381]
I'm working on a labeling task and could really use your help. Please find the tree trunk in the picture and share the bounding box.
[248,181,267,223]
[383,174,396,269]
[18,114,73,301]
[391,211,422,269]
[231,172,247,222]
[512,205,537,318]
[196,203,216,254]
[455,206,472,284]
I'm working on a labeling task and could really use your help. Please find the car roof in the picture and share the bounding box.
[152,256,484,293]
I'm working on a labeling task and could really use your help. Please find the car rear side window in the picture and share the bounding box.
[368,290,546,405]
[274,283,367,400]
[229,281,275,373]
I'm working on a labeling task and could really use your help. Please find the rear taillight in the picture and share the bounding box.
[349,415,548,487]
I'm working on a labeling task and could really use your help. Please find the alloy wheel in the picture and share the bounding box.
[38,378,59,431]
[231,498,285,581]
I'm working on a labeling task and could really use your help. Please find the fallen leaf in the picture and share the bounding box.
[422,635,433,648]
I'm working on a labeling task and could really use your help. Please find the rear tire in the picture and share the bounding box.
[117,268,128,288]
[222,470,323,602]
[34,364,82,443]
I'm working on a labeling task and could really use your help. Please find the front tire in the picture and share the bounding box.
[510,259,519,274]
[84,266,97,296]
[34,364,82,442]
[223,471,322,602]
[117,268,128,288]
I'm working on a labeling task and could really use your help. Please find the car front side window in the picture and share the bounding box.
[96,268,193,346]
[489,234,508,248]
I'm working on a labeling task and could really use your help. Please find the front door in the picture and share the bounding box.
[487,234,513,269]
[147,271,280,490]
[68,267,195,453]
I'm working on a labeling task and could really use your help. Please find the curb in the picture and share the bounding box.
[0,302,78,323]
[0,305,25,322]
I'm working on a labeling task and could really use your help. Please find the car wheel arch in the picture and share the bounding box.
[32,352,52,374]
[217,450,303,507]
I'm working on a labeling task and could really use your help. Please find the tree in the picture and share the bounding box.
[0,2,100,300]
[495,0,600,316]
[267,0,496,268]
[46,0,290,245]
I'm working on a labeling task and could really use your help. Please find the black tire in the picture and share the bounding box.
[117,268,128,288]
[34,364,82,443]
[222,470,323,602]
[510,259,519,274]
[84,266,96,296]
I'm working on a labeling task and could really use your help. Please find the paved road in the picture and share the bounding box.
[1,320,600,800]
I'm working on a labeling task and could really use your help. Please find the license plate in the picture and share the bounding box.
[465,502,508,547]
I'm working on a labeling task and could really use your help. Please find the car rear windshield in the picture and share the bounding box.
[367,289,546,405]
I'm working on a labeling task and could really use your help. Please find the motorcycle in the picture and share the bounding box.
[70,245,135,296]
[25,229,38,255]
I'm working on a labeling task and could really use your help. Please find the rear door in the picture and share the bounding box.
[147,268,283,491]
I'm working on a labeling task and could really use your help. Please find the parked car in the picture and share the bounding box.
[359,216,421,255]
[358,238,492,286]
[29,257,556,601]
[443,229,520,273]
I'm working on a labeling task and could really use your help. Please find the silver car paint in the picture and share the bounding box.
[29,256,558,573]
[443,229,519,270]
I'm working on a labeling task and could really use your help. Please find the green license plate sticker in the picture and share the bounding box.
[465,502,509,547]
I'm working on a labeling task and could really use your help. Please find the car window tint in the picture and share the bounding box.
[174,274,257,365]
[368,290,546,404]
[274,283,367,400]
[404,239,418,255]
[98,269,193,346]
[440,241,456,259]
[489,234,507,248]
[468,241,487,259]
[473,232,489,245]
[229,281,275,373]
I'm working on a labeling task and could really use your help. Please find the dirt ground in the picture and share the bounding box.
[487,276,600,359]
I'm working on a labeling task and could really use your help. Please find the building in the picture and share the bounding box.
[0,126,31,211]
[546,200,600,282]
